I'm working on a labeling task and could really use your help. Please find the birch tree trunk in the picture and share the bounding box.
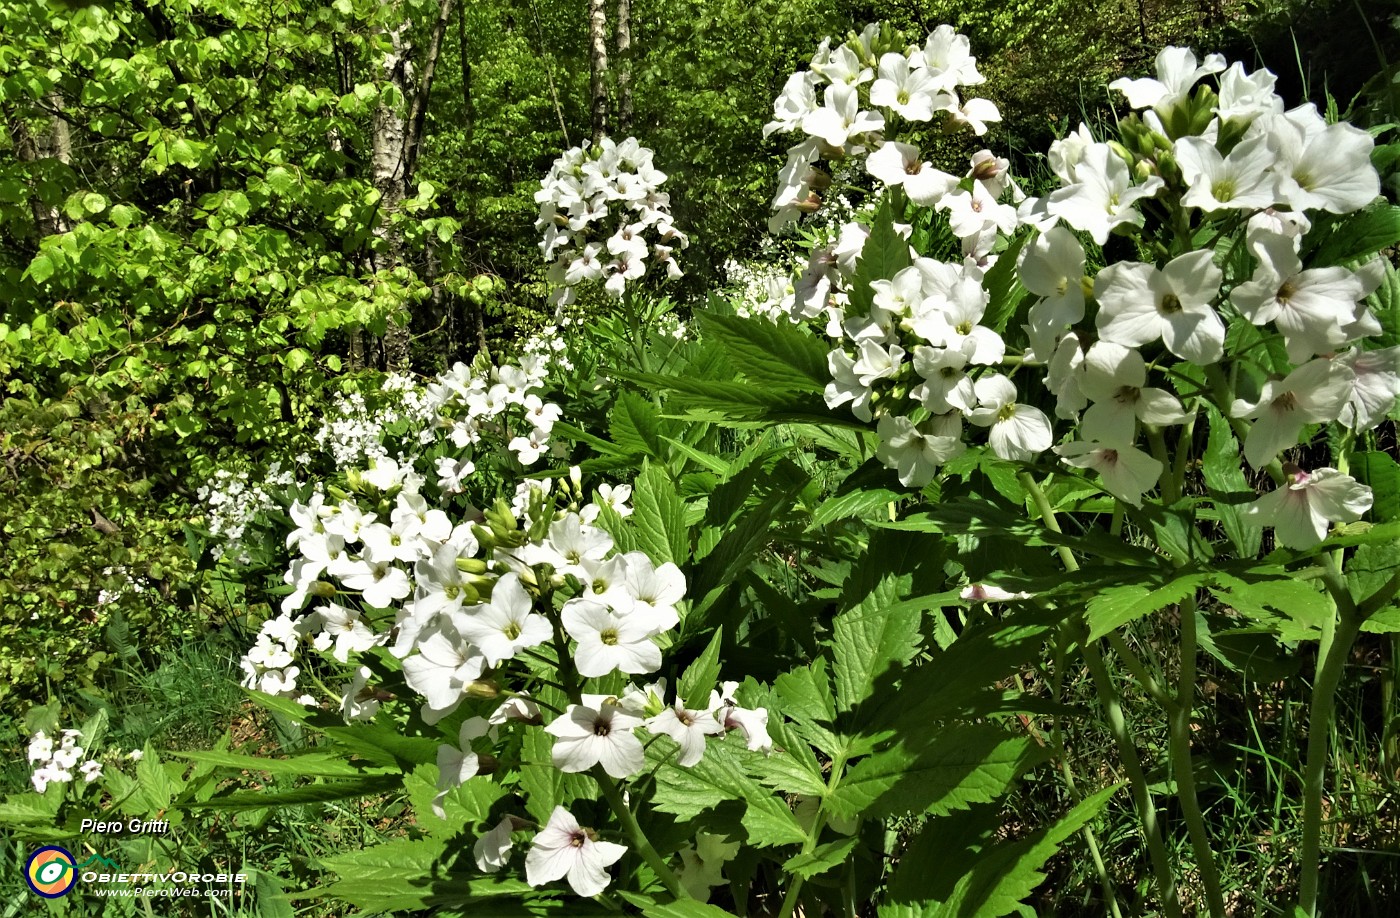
[616,0,632,136]
[588,0,609,144]
[371,10,413,372]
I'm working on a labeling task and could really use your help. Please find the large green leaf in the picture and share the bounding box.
[1085,572,1208,641]
[832,575,923,712]
[825,724,1043,821]
[610,390,666,460]
[632,462,689,566]
[1309,204,1400,267]
[171,749,393,778]
[1201,404,1261,557]
[850,196,914,314]
[698,313,831,392]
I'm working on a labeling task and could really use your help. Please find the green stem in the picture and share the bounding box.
[594,769,689,900]
[1297,608,1362,914]
[1167,591,1227,918]
[778,749,849,918]
[1020,471,1182,916]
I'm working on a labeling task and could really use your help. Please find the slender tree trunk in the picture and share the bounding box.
[615,0,632,136]
[7,98,71,240]
[405,0,456,181]
[458,3,489,360]
[371,9,413,372]
[588,0,609,143]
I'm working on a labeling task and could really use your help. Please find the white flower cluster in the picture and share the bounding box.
[312,378,434,470]
[765,23,1001,233]
[96,565,152,606]
[536,136,688,307]
[796,35,1397,552]
[245,451,770,898]
[28,729,104,792]
[197,462,296,562]
[424,356,564,467]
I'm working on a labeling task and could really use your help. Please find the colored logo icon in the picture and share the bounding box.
[26,846,77,898]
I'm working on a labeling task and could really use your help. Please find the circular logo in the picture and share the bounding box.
[26,846,77,898]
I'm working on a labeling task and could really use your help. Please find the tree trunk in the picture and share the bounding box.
[6,97,71,240]
[371,9,413,372]
[615,0,632,136]
[588,0,609,144]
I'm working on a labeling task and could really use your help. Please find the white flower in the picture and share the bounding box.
[489,692,542,725]
[525,807,627,897]
[915,25,984,91]
[870,53,947,122]
[312,603,379,662]
[401,617,487,723]
[1230,358,1354,468]
[968,375,1054,463]
[1213,62,1282,123]
[960,584,1034,602]
[1078,341,1189,443]
[710,682,773,752]
[1054,440,1164,506]
[876,415,965,487]
[340,666,380,723]
[1109,46,1226,111]
[802,82,884,148]
[335,547,412,609]
[866,141,957,206]
[79,760,103,783]
[1245,465,1372,549]
[1094,250,1225,365]
[646,701,724,767]
[764,72,819,138]
[126,749,144,762]
[1175,136,1279,211]
[825,350,874,421]
[456,573,551,667]
[433,717,488,818]
[562,600,663,677]
[1260,105,1380,214]
[27,732,52,764]
[545,695,645,778]
[1048,144,1163,244]
[475,816,518,873]
[1020,226,1086,336]
[911,344,977,414]
[1336,346,1400,431]
[1231,230,1364,362]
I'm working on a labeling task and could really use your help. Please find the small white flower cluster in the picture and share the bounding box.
[424,357,564,467]
[313,383,419,469]
[197,463,296,562]
[797,35,1397,551]
[522,325,575,373]
[28,729,104,792]
[95,565,151,606]
[725,258,791,322]
[765,23,1001,233]
[536,136,688,307]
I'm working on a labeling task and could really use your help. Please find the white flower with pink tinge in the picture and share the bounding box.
[525,806,627,897]
[1245,464,1372,549]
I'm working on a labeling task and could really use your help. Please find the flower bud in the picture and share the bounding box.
[466,678,499,699]
[309,581,336,598]
[455,558,490,574]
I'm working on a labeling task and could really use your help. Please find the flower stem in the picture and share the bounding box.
[593,768,689,900]
[1020,471,1183,916]
[1167,591,1226,918]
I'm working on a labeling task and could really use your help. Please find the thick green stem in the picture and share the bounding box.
[1297,609,1361,914]
[594,769,689,899]
[1167,592,1226,918]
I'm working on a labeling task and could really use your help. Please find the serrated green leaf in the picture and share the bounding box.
[1311,204,1400,266]
[1202,404,1262,557]
[182,775,399,811]
[982,233,1029,333]
[1353,451,1400,522]
[610,390,665,459]
[170,750,388,778]
[850,197,913,314]
[919,784,1121,918]
[632,463,688,565]
[1086,573,1208,641]
[833,575,923,712]
[1210,574,1332,641]
[699,313,831,392]
[826,725,1040,821]
[679,629,723,709]
[784,836,859,879]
